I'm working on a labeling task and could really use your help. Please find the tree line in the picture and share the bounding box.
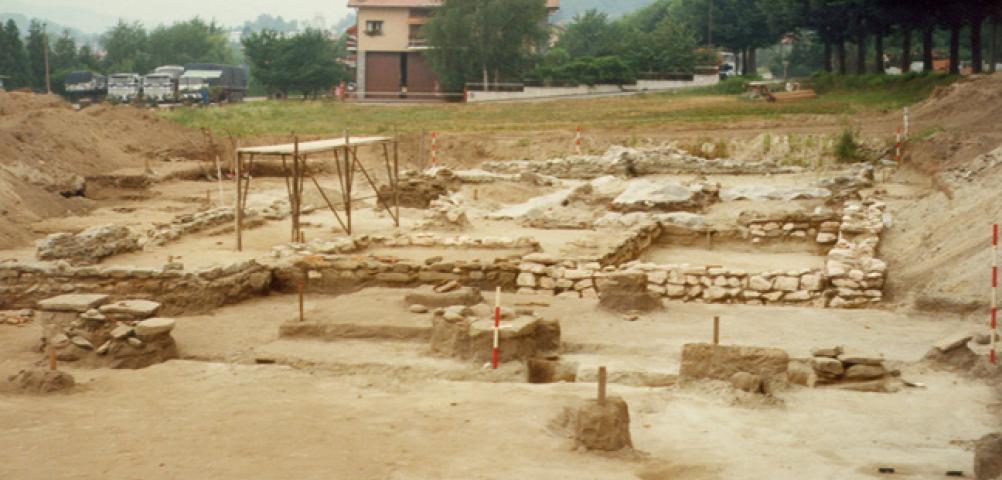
[423,0,1002,89]
[0,18,236,94]
[0,14,351,99]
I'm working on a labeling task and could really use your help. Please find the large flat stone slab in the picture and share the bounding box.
[37,294,110,312]
[134,318,176,337]
[99,300,161,318]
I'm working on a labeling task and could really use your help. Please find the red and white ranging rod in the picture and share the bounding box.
[492,287,501,369]
[992,224,998,364]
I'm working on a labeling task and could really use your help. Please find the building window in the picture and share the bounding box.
[365,20,384,36]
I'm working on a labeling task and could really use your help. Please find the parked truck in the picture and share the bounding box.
[142,65,185,104]
[64,71,107,104]
[178,64,248,104]
[107,73,142,103]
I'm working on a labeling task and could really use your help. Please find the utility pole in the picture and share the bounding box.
[42,23,51,94]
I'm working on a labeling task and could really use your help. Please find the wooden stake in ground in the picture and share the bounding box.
[298,280,305,322]
[47,345,57,371]
[597,366,607,404]
[234,150,242,251]
[713,316,720,345]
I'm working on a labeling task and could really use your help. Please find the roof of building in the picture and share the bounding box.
[348,0,559,8]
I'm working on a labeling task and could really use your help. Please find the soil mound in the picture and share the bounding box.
[0,92,204,248]
[911,74,1002,134]
[6,368,75,393]
[881,74,1002,311]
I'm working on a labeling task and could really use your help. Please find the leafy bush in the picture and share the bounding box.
[527,55,636,86]
[834,126,864,163]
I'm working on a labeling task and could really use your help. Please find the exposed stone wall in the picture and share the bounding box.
[272,255,523,294]
[36,225,142,264]
[270,233,541,258]
[482,146,804,179]
[0,260,272,315]
[146,206,237,246]
[736,210,841,246]
[823,200,888,308]
[515,257,827,306]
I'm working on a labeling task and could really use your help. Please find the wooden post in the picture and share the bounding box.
[393,137,400,227]
[292,137,301,243]
[47,345,57,371]
[713,316,720,345]
[235,151,243,251]
[597,366,607,404]
[214,154,224,207]
[298,280,305,322]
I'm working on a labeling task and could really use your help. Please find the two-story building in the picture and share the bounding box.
[347,0,559,100]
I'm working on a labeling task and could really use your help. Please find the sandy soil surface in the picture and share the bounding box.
[0,287,997,479]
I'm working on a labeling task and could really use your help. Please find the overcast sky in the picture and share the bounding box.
[1,0,352,33]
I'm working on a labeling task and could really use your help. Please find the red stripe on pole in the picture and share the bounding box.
[994,224,998,246]
[992,308,997,329]
[994,266,998,289]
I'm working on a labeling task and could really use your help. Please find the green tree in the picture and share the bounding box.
[100,20,151,73]
[51,30,77,71]
[283,29,347,96]
[77,45,100,71]
[0,20,30,88]
[243,29,348,97]
[648,16,699,72]
[26,20,49,90]
[49,30,80,94]
[557,9,623,58]
[425,0,550,91]
[148,18,233,67]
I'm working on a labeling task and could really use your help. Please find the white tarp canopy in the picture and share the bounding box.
[237,136,393,156]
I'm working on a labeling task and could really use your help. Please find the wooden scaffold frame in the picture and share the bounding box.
[233,133,401,251]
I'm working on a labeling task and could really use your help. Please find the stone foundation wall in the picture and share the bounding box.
[272,255,523,294]
[515,259,827,306]
[482,146,804,179]
[823,200,888,308]
[0,260,272,315]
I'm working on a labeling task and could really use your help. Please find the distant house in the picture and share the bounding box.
[347,0,559,100]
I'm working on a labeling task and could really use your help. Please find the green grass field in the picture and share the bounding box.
[162,73,957,138]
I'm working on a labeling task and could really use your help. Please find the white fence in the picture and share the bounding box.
[465,74,720,103]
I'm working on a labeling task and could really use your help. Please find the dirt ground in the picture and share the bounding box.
[0,289,997,479]
[2,76,1002,479]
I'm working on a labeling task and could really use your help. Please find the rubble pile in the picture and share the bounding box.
[804,346,901,392]
[421,194,470,230]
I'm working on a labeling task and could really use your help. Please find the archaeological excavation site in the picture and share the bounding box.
[1,76,1002,479]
